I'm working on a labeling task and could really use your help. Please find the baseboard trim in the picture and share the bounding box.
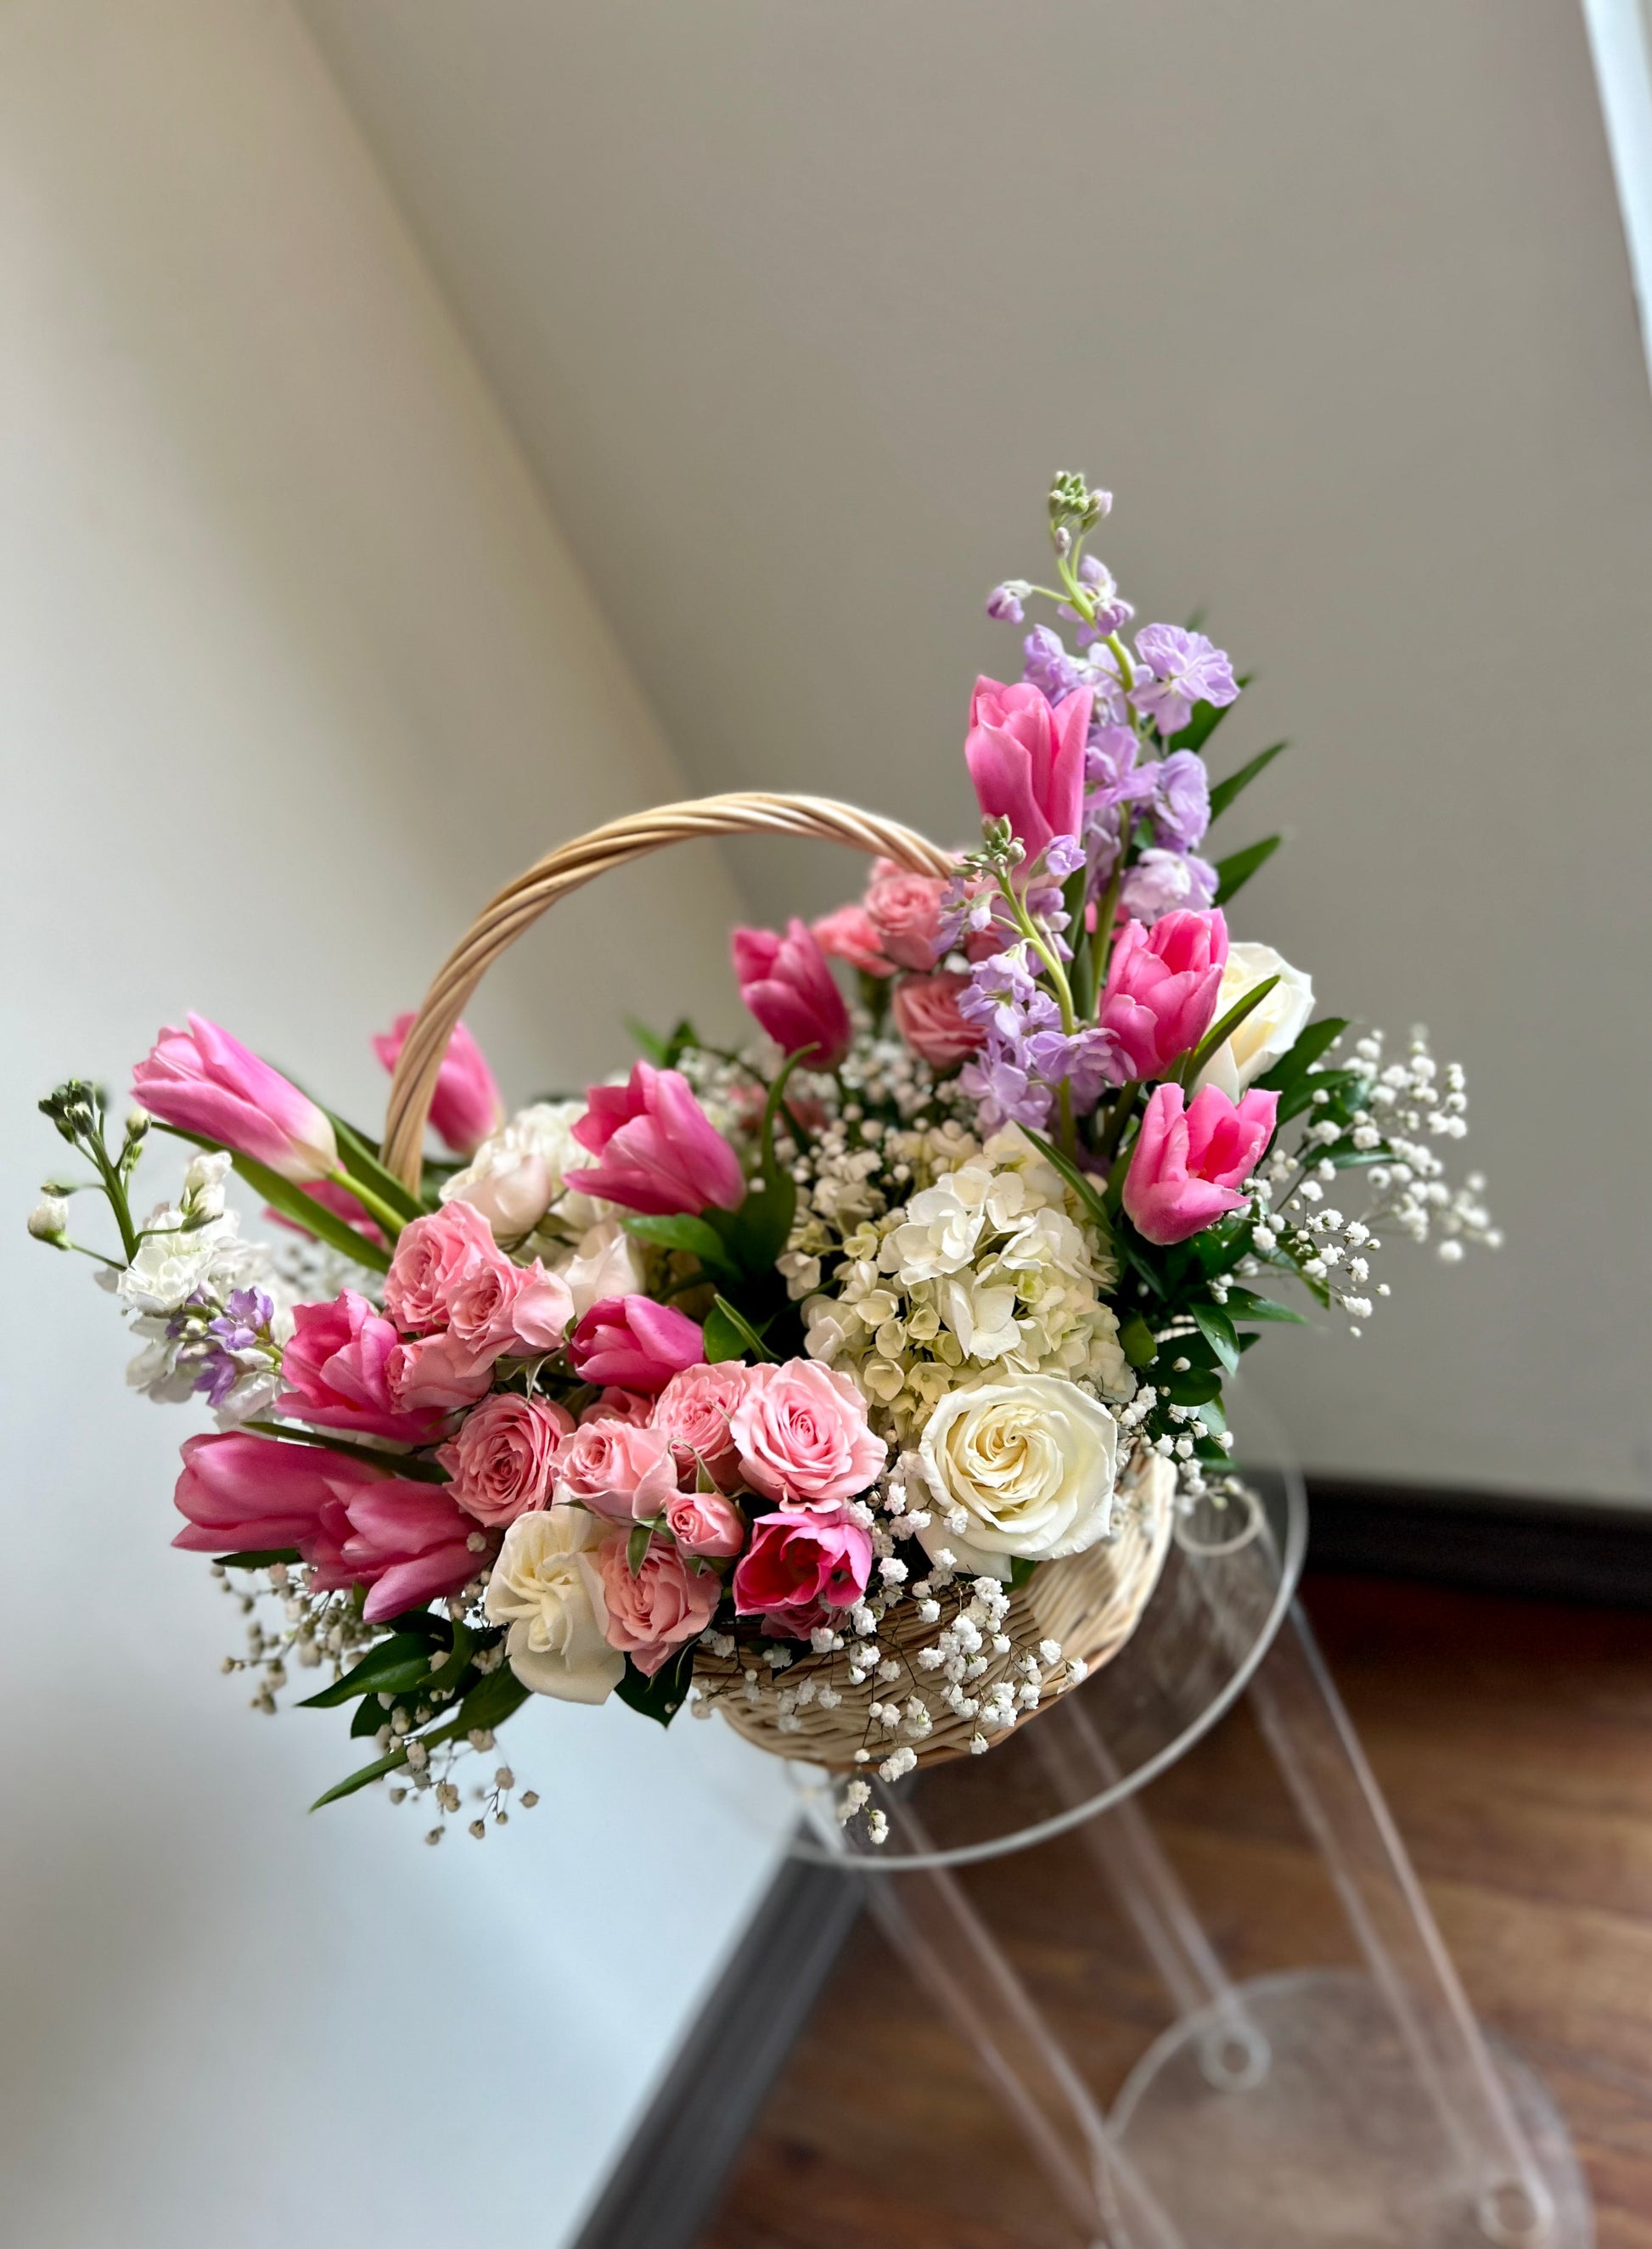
[571,1482,1652,2249]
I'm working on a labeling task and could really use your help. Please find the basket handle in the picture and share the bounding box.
[379,790,956,1190]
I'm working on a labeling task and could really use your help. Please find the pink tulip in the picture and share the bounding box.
[132,1014,337,1183]
[891,970,987,1071]
[731,919,851,1071]
[811,903,892,978]
[172,1430,364,1555]
[568,1296,705,1394]
[565,1061,745,1216]
[278,1290,447,1442]
[733,1506,872,1639]
[597,1532,722,1676]
[1100,910,1229,1081]
[308,1477,487,1622]
[372,1014,503,1157]
[964,677,1092,861]
[1122,1082,1279,1245]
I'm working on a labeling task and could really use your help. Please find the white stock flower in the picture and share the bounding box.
[1195,942,1314,1100]
[441,1099,597,1239]
[550,1217,646,1320]
[116,1206,267,1317]
[916,1374,1119,1577]
[485,1506,624,1705]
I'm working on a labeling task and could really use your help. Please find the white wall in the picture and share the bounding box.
[0,4,788,2244]
[301,0,1652,1506]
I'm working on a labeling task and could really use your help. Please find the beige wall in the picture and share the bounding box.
[0,4,783,2243]
[303,0,1652,1505]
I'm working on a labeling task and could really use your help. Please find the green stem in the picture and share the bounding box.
[1097,1081,1139,1166]
[1056,1078,1076,1158]
[997,872,1076,1033]
[328,1168,408,1244]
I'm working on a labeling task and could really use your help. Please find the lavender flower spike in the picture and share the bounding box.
[1129,623,1239,736]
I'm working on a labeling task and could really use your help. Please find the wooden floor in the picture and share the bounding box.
[700,1577,1652,2249]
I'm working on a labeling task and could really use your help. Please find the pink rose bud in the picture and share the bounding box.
[307,1477,490,1622]
[663,1487,748,1560]
[385,1330,495,1414]
[891,970,987,1071]
[171,1430,370,1555]
[384,1200,503,1335]
[863,862,950,972]
[132,1013,338,1183]
[1122,1082,1279,1246]
[729,1360,887,1510]
[811,902,893,978]
[436,1392,574,1527]
[555,1415,680,1522]
[731,919,851,1071]
[278,1290,447,1443]
[597,1532,722,1676]
[964,675,1092,860]
[372,1014,504,1157]
[652,1361,747,1486]
[733,1506,872,1639]
[568,1296,705,1394]
[1100,909,1230,1081]
[565,1061,745,1217]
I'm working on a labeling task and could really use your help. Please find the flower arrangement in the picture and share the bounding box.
[29,474,1497,1846]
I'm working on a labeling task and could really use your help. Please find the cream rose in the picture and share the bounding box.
[441,1099,597,1239]
[485,1505,624,1704]
[551,1217,647,1320]
[1194,942,1314,1100]
[915,1373,1119,1577]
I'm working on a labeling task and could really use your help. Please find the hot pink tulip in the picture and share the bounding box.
[132,1014,338,1183]
[731,920,851,1071]
[891,970,987,1071]
[1100,909,1229,1081]
[568,1296,705,1394]
[555,1415,679,1521]
[384,1200,502,1335]
[565,1061,745,1216]
[278,1290,447,1442]
[172,1430,366,1555]
[964,677,1093,860]
[437,1392,573,1527]
[308,1477,487,1622]
[863,863,948,972]
[733,1506,872,1639]
[597,1532,722,1676]
[372,1014,503,1156]
[1122,1082,1279,1245]
[811,903,893,978]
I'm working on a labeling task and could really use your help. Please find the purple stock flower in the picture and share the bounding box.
[1022,624,1083,702]
[1119,847,1219,925]
[1129,625,1239,736]
[1151,749,1211,853]
[959,1051,1054,1134]
[192,1288,277,1408]
[986,582,1027,623]
[1025,1025,1127,1109]
[1066,557,1137,647]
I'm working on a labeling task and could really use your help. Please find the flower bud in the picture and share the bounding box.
[27,1193,70,1243]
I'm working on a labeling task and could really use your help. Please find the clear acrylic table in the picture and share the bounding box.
[769,1400,1593,2249]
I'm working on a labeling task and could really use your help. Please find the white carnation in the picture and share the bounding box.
[485,1506,623,1705]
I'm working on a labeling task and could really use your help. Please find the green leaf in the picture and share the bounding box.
[350,1695,386,1738]
[1253,1017,1349,1094]
[455,1663,531,1734]
[310,1745,410,1809]
[1273,1065,1365,1125]
[214,1545,301,1570]
[327,1113,426,1223]
[1223,1285,1309,1327]
[1183,975,1280,1084]
[1164,1368,1224,1407]
[1119,1311,1159,1369]
[1007,1555,1039,1590]
[300,1631,441,1709]
[621,1212,739,1282]
[1212,835,1282,907]
[1021,1125,1110,1234]
[1207,741,1287,823]
[1167,697,1235,756]
[716,1051,806,1276]
[244,1420,452,1483]
[626,1016,698,1069]
[1190,1302,1240,1375]
[627,1521,654,1577]
[705,1294,776,1363]
[615,1644,695,1728]
[153,1123,392,1270]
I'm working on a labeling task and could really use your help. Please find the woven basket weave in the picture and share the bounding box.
[381,794,1174,1767]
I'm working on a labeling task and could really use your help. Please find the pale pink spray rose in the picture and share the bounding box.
[372,1013,504,1157]
[132,1014,338,1183]
[863,861,949,972]
[662,1487,748,1560]
[579,1386,654,1427]
[652,1361,746,1486]
[384,1199,503,1335]
[732,1506,873,1638]
[1099,909,1230,1081]
[964,677,1093,860]
[729,1360,887,1510]
[446,1255,574,1363]
[385,1330,495,1414]
[436,1392,574,1527]
[568,1296,705,1394]
[555,1415,680,1522]
[811,902,893,978]
[307,1478,488,1623]
[597,1532,722,1676]
[565,1061,745,1217]
[891,970,987,1071]
[1122,1082,1279,1246]
[278,1290,447,1443]
[731,919,851,1071]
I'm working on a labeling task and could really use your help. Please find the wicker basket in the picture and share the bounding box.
[380,793,1175,1768]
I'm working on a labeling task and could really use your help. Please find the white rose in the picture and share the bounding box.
[550,1217,646,1320]
[485,1506,624,1704]
[441,1099,594,1239]
[915,1373,1119,1578]
[1194,942,1314,1100]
